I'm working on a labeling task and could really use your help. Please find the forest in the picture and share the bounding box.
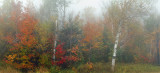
[0,0,160,73]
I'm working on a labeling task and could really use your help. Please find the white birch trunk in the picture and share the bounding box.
[53,20,58,62]
[111,21,122,71]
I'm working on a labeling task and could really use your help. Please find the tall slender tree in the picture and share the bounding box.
[104,0,151,71]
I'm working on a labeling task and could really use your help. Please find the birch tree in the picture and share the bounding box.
[53,20,58,62]
[39,0,69,61]
[104,0,151,71]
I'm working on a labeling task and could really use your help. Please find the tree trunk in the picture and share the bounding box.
[53,20,58,62]
[111,21,122,71]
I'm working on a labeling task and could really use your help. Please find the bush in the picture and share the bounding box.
[117,48,134,63]
[50,66,61,73]
[0,61,3,66]
[28,67,49,73]
[39,53,51,67]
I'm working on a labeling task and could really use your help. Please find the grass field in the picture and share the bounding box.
[1,61,160,73]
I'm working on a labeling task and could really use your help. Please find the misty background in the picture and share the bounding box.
[1,0,160,17]
[1,0,160,73]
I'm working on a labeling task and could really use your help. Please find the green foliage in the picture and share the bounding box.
[115,63,160,73]
[50,66,61,73]
[0,61,3,67]
[59,22,82,50]
[35,22,55,53]
[117,48,135,63]
[76,63,160,73]
[39,54,51,67]
[58,17,83,66]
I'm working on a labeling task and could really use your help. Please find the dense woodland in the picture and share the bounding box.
[0,0,160,73]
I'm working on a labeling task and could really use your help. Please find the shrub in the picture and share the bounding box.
[39,53,51,67]
[50,66,61,73]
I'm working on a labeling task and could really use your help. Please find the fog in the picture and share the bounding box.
[1,0,160,73]
[1,0,160,15]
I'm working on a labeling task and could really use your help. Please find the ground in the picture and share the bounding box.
[1,61,160,73]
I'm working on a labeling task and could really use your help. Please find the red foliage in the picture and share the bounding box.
[52,43,67,65]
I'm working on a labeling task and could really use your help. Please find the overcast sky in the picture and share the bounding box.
[155,0,160,13]
[70,0,160,14]
[0,0,160,15]
[29,0,160,15]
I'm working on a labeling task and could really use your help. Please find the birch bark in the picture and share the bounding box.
[53,20,58,62]
[111,21,122,71]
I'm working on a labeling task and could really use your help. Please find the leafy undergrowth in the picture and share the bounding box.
[1,61,160,73]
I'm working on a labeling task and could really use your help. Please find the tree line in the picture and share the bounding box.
[0,0,160,72]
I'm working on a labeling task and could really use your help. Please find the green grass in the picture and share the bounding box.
[1,62,160,73]
[115,63,160,73]
[69,62,160,73]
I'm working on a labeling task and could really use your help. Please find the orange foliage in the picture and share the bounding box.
[81,22,104,50]
[5,8,38,69]
[83,22,103,43]
[68,45,81,61]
